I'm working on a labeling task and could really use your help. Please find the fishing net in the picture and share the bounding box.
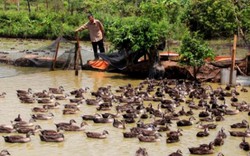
[1,37,77,69]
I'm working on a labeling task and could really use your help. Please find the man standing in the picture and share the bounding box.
[75,14,105,60]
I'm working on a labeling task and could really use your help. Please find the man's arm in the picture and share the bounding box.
[75,23,88,32]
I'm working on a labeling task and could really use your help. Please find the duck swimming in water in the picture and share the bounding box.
[138,133,162,142]
[177,116,195,126]
[3,131,34,143]
[55,119,77,128]
[239,137,250,151]
[189,142,214,155]
[231,119,249,128]
[0,124,15,133]
[168,149,183,156]
[135,147,148,156]
[85,130,109,139]
[0,149,10,156]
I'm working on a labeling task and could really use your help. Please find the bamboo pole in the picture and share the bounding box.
[51,38,60,71]
[229,35,237,85]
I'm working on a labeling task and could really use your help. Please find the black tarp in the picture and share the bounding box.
[98,50,145,70]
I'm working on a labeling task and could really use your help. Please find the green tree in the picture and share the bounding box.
[179,33,215,80]
[107,16,169,76]
[183,0,237,39]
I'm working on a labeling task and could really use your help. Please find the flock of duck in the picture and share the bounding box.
[0,78,250,156]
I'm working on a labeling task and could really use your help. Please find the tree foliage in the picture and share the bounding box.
[183,0,237,39]
[179,33,215,79]
[107,16,168,54]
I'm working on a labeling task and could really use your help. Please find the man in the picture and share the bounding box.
[75,14,105,60]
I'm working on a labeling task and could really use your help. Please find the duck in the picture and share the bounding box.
[58,121,88,131]
[85,97,103,105]
[177,106,186,116]
[186,108,194,116]
[12,118,36,128]
[240,86,248,92]
[198,109,210,118]
[0,149,11,156]
[239,137,250,151]
[177,116,195,126]
[0,124,16,133]
[16,88,32,95]
[217,152,225,156]
[62,108,80,115]
[69,98,84,103]
[40,126,64,136]
[166,135,180,143]
[113,119,126,129]
[101,111,121,118]
[93,116,114,123]
[229,129,250,137]
[33,90,50,98]
[39,133,64,142]
[82,113,101,121]
[213,135,224,146]
[231,119,249,128]
[53,93,69,100]
[199,114,214,122]
[135,147,148,156]
[140,129,158,136]
[167,128,183,137]
[188,142,214,155]
[64,102,81,109]
[85,130,109,139]
[230,93,238,102]
[48,86,64,94]
[14,114,22,122]
[138,133,162,142]
[37,95,54,104]
[16,125,42,134]
[55,119,77,128]
[31,113,54,120]
[215,114,225,122]
[168,149,183,156]
[96,104,112,111]
[3,131,34,143]
[196,128,210,137]
[217,127,227,139]
[43,102,61,109]
[123,131,138,138]
[196,122,217,130]
[19,97,36,103]
[0,92,7,98]
[223,106,240,115]
[32,106,49,113]
[70,87,89,95]
[157,123,171,132]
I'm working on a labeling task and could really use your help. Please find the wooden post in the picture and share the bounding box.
[75,32,80,76]
[229,35,237,85]
[51,38,60,71]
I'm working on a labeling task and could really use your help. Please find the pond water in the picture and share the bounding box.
[0,69,250,156]
[0,38,250,156]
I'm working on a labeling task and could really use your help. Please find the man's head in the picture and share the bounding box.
[88,13,94,23]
